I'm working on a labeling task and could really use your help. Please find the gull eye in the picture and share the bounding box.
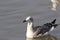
[30,18,33,21]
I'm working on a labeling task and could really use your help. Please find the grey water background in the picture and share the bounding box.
[0,0,60,40]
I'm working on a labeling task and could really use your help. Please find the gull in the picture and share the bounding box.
[51,0,60,11]
[23,16,59,38]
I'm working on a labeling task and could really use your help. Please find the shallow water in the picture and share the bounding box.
[0,0,60,40]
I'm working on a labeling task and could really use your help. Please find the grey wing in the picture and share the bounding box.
[33,26,43,36]
[33,26,42,31]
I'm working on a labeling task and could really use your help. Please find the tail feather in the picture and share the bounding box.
[51,19,56,24]
[53,23,60,27]
[52,24,58,28]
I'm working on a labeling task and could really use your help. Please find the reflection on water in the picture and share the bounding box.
[26,34,57,40]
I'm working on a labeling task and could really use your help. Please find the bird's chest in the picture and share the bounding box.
[26,22,34,38]
[26,30,34,38]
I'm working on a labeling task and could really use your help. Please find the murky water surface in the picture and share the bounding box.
[0,0,60,40]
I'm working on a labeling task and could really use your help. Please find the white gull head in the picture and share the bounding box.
[26,16,31,21]
[23,16,33,23]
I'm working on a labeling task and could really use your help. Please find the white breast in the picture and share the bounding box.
[26,22,34,38]
[26,31,34,38]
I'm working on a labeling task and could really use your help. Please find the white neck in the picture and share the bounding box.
[27,22,33,31]
[26,22,34,38]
